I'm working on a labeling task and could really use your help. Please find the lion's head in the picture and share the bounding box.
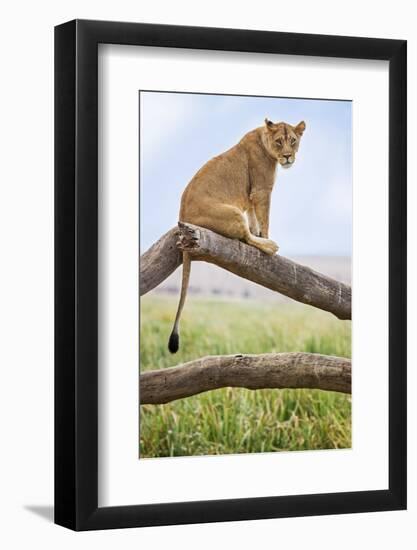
[262,119,306,168]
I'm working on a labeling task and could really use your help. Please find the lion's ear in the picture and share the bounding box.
[264,118,275,131]
[294,121,306,136]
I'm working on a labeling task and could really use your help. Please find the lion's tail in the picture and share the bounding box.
[168,252,191,353]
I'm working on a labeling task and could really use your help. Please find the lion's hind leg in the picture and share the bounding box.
[190,204,278,256]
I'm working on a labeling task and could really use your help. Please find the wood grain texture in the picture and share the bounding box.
[140,222,351,320]
[140,227,182,296]
[140,352,351,404]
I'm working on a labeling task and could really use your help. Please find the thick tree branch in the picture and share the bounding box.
[140,223,351,320]
[140,227,182,296]
[140,352,351,404]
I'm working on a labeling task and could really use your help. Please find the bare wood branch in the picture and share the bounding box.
[140,352,351,404]
[140,223,351,320]
[140,227,182,296]
[178,223,351,320]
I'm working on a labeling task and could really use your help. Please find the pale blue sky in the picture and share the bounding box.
[140,91,352,256]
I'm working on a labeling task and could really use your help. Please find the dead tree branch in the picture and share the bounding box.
[140,352,351,404]
[140,227,182,296]
[140,223,351,320]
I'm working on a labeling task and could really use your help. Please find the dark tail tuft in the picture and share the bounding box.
[168,331,179,354]
[168,251,191,354]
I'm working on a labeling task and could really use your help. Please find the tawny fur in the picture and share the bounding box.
[180,119,305,254]
[168,119,306,352]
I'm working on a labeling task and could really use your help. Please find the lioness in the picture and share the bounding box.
[168,118,306,353]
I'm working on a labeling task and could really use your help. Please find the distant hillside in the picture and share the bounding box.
[147,255,351,303]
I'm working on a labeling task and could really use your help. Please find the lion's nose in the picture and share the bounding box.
[283,154,291,160]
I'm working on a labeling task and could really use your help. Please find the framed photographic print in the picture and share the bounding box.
[55,20,407,530]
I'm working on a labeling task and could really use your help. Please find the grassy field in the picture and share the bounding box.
[140,295,351,458]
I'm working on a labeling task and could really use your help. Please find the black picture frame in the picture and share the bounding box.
[55,19,407,531]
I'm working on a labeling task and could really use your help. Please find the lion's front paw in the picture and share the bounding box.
[262,239,279,255]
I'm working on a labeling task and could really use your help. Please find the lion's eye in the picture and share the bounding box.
[275,139,283,146]
[291,138,297,145]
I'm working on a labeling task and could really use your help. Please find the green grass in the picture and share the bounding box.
[140,295,351,458]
